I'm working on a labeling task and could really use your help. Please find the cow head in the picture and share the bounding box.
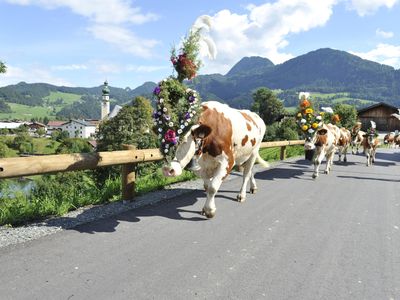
[304,128,328,150]
[162,124,212,177]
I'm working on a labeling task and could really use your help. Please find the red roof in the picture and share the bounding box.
[47,121,66,127]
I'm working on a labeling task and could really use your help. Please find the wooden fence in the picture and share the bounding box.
[0,140,305,200]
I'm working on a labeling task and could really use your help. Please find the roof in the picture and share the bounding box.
[0,121,27,129]
[47,121,66,127]
[62,119,97,127]
[357,102,399,114]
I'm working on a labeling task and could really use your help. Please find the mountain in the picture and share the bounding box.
[191,48,400,108]
[1,48,400,120]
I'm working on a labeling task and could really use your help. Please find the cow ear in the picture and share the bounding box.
[317,129,328,135]
[192,124,212,139]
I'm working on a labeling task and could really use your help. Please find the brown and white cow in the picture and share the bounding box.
[162,101,269,218]
[363,132,380,166]
[383,132,396,148]
[350,122,365,154]
[304,123,340,179]
[337,127,351,162]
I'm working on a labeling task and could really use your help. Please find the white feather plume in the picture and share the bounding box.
[391,108,400,120]
[370,120,376,129]
[298,92,310,100]
[321,107,334,114]
[191,15,217,60]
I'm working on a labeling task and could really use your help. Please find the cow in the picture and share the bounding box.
[362,122,380,166]
[304,123,340,179]
[383,132,396,148]
[162,101,269,218]
[350,122,365,154]
[337,127,351,162]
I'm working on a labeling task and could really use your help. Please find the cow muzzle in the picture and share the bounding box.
[162,161,182,177]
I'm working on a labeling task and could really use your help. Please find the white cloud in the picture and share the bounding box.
[5,0,158,24]
[88,24,159,58]
[349,43,400,68]
[376,28,394,38]
[194,0,337,75]
[346,0,398,16]
[51,64,88,71]
[6,0,160,58]
[0,65,73,87]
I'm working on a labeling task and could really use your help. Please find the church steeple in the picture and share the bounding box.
[101,80,110,120]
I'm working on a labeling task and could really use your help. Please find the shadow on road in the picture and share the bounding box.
[375,151,400,163]
[337,175,399,183]
[45,188,209,234]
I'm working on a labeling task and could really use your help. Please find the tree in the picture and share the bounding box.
[251,88,285,125]
[36,127,46,137]
[95,96,158,184]
[56,138,93,154]
[0,61,6,73]
[333,104,358,129]
[96,96,157,152]
[0,142,9,158]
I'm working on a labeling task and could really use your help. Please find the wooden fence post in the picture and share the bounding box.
[280,146,287,160]
[121,145,137,202]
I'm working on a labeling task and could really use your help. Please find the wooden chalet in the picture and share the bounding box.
[357,102,400,131]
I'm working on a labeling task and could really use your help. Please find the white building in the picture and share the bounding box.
[60,119,97,139]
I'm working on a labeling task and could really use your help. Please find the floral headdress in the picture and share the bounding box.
[296,92,323,139]
[153,30,202,161]
[366,120,378,137]
[171,29,202,83]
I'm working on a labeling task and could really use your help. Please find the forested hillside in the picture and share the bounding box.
[1,48,399,120]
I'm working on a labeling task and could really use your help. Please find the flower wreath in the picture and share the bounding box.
[152,29,203,161]
[152,77,201,161]
[296,92,323,139]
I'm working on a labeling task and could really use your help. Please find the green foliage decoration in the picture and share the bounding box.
[153,30,202,161]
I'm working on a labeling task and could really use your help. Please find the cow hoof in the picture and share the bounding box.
[324,170,329,174]
[344,158,347,162]
[250,188,257,194]
[312,173,318,179]
[201,208,216,219]
[236,194,246,202]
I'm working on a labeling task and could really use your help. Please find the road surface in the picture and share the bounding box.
[1,149,400,299]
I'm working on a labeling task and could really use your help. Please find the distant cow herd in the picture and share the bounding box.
[161,102,396,218]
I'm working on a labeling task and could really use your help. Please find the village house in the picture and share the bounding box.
[357,102,400,132]
[60,119,97,139]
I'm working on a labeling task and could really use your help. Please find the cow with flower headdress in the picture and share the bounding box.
[296,93,340,178]
[153,28,269,218]
[363,121,380,166]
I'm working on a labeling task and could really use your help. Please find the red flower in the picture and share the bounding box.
[164,129,177,144]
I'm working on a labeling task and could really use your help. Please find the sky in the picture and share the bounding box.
[1,0,400,89]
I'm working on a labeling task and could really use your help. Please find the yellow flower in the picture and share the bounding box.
[301,125,309,131]
[296,113,302,118]
[320,112,325,116]
[312,122,319,129]
[305,108,313,114]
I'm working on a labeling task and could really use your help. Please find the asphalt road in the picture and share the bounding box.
[1,149,400,300]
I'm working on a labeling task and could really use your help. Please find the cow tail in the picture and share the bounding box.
[256,153,270,168]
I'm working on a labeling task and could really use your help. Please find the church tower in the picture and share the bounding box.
[101,80,110,120]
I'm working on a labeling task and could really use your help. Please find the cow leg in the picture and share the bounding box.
[366,151,370,166]
[343,146,348,162]
[237,154,257,202]
[201,175,224,219]
[325,150,335,174]
[312,150,324,178]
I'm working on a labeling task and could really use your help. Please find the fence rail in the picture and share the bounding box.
[0,140,305,200]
